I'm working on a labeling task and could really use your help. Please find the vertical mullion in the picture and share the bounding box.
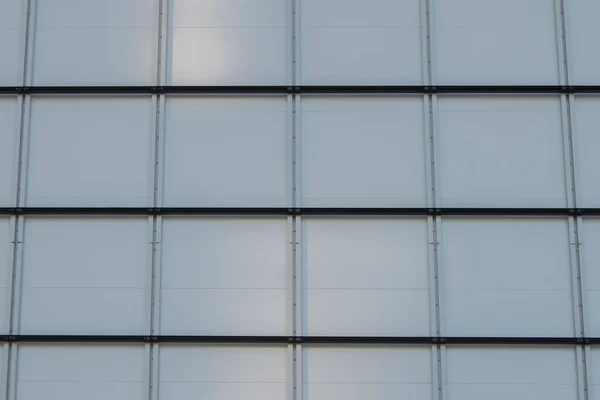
[5,343,17,400]
[6,216,24,400]
[290,0,300,393]
[149,0,168,397]
[554,0,568,86]
[421,0,433,86]
[558,0,589,388]
[293,0,301,85]
[561,94,577,209]
[425,0,437,86]
[23,0,36,86]
[568,216,585,337]
[15,96,31,210]
[287,94,295,209]
[157,0,168,86]
[5,0,34,387]
[577,345,589,400]
[577,215,591,400]
[555,0,570,86]
[8,97,23,208]
[584,346,593,400]
[296,344,304,400]
[293,95,302,209]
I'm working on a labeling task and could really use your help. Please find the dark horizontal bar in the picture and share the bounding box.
[0,207,598,217]
[1,85,600,95]
[1,335,597,345]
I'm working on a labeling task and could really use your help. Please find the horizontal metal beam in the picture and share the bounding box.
[1,207,599,217]
[1,85,600,95]
[1,335,597,345]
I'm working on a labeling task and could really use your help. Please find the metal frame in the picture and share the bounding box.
[1,207,600,216]
[0,335,595,345]
[1,85,600,95]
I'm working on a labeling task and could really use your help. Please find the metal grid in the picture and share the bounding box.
[1,0,598,400]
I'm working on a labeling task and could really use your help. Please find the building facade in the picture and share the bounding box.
[0,0,599,399]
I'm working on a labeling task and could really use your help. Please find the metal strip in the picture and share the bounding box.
[554,0,568,86]
[9,218,24,336]
[577,345,589,400]
[2,207,599,217]
[294,217,303,336]
[7,97,23,208]
[149,344,160,400]
[423,0,434,86]
[437,345,447,400]
[22,0,36,86]
[287,216,295,336]
[569,217,585,338]
[6,343,17,400]
[584,346,593,400]
[560,94,577,209]
[427,217,438,336]
[293,344,301,400]
[150,217,163,335]
[578,216,591,341]
[157,0,168,86]
[287,344,295,400]
[143,343,152,400]
[2,86,600,95]
[287,95,295,208]
[0,335,595,345]
[293,0,301,84]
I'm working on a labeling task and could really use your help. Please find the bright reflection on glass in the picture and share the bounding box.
[168,0,287,85]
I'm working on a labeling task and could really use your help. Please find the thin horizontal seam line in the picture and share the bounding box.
[447,288,571,291]
[302,288,429,291]
[36,26,156,29]
[438,25,552,28]
[449,382,575,386]
[173,26,286,29]
[161,287,286,290]
[22,286,148,289]
[19,379,144,383]
[302,25,421,28]
[439,110,560,113]
[306,381,431,385]
[160,380,285,384]
[303,110,422,113]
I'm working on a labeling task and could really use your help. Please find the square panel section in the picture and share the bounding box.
[159,345,288,400]
[167,0,287,85]
[436,96,566,207]
[573,97,600,207]
[432,0,559,84]
[0,97,19,206]
[302,218,431,336]
[447,347,578,400]
[581,219,600,336]
[566,1,600,84]
[33,0,158,85]
[20,217,149,334]
[441,218,574,337]
[15,345,146,400]
[0,0,26,85]
[26,97,154,207]
[0,218,12,334]
[301,96,427,207]
[160,217,289,335]
[301,0,423,84]
[163,96,288,207]
[303,346,433,400]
